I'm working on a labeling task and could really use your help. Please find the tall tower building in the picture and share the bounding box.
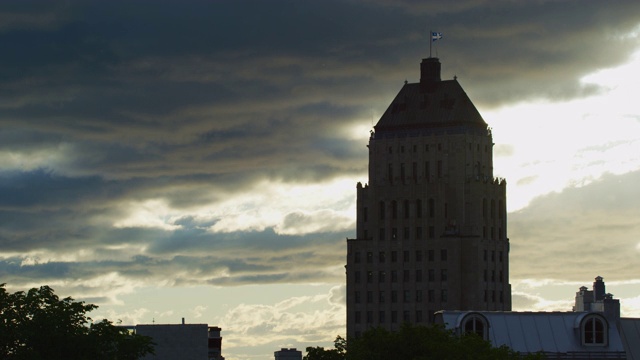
[346,57,511,338]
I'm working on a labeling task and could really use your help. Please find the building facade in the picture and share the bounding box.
[346,57,511,338]
[274,348,302,360]
[127,320,224,360]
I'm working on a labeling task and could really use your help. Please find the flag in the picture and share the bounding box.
[431,32,443,41]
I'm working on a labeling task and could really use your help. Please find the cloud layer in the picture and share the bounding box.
[1,1,640,359]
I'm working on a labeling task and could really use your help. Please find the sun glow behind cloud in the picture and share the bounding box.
[487,50,640,211]
[209,177,357,234]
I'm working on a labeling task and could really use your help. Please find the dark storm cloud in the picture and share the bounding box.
[1,0,639,296]
[0,225,349,292]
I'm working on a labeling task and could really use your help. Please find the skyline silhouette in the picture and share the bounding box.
[1,1,640,359]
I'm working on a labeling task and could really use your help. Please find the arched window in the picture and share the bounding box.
[582,314,608,346]
[461,314,488,340]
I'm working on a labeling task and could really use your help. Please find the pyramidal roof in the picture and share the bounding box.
[375,58,487,135]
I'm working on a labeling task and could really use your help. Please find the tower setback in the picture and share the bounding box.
[346,57,511,338]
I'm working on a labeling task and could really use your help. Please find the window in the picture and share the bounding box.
[416,310,423,323]
[391,291,398,303]
[366,291,373,303]
[412,162,417,183]
[403,251,409,262]
[441,269,448,282]
[392,228,398,240]
[391,270,398,282]
[366,311,373,323]
[403,270,410,282]
[363,207,368,222]
[392,201,398,219]
[367,252,373,263]
[583,315,608,346]
[404,290,410,303]
[379,311,385,323]
[428,269,435,282]
[491,199,495,218]
[354,252,361,263]
[378,271,386,282]
[355,311,361,324]
[391,251,397,262]
[428,250,434,261]
[441,289,448,302]
[379,228,385,241]
[391,311,398,323]
[403,227,409,240]
[416,290,423,302]
[416,226,422,240]
[416,250,422,262]
[404,199,410,218]
[483,198,487,218]
[462,314,488,340]
[367,271,373,283]
[441,249,448,261]
[379,252,385,263]
[416,199,422,218]
[379,201,385,220]
[355,291,360,304]
[416,269,422,282]
[355,271,360,283]
[429,199,435,217]
[379,291,385,303]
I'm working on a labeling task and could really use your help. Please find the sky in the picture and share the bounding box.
[1,0,640,359]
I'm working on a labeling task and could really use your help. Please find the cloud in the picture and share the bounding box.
[510,170,640,282]
[217,287,345,354]
[0,4,640,359]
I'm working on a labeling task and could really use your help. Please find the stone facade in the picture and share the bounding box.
[346,57,511,338]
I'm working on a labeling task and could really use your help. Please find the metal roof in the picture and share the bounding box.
[437,311,631,358]
[619,318,640,360]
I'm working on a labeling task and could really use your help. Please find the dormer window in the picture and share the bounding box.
[582,314,608,346]
[462,313,489,340]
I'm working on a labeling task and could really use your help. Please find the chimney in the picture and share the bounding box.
[593,276,605,301]
[420,57,441,85]
[181,317,185,325]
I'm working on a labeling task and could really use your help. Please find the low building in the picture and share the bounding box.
[124,319,224,360]
[435,277,640,359]
[274,348,302,360]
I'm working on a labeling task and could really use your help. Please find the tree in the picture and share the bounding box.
[304,336,346,360]
[305,324,544,360]
[0,283,154,359]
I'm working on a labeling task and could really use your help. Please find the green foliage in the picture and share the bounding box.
[0,283,154,360]
[305,324,545,360]
[304,336,347,360]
